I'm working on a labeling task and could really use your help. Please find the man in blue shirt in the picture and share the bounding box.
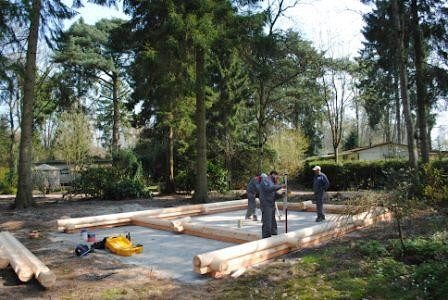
[312,166,330,222]
[259,171,284,238]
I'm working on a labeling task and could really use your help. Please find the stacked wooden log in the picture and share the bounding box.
[193,207,392,277]
[0,231,56,288]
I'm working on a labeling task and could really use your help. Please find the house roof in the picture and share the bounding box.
[34,164,59,170]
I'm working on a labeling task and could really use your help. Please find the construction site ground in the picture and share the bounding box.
[0,191,387,299]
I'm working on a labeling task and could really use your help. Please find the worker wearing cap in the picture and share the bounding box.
[312,166,330,222]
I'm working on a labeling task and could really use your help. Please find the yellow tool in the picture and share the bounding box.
[105,236,143,256]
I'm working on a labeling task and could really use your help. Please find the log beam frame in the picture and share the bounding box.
[56,200,392,278]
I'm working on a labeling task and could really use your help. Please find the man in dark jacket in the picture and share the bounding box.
[245,175,261,221]
[312,166,330,222]
[259,171,284,238]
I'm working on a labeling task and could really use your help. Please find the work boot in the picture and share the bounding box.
[315,217,323,222]
[252,215,257,221]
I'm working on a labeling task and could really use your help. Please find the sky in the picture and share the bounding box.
[65,0,447,148]
[68,0,370,59]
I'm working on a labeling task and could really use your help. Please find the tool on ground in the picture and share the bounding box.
[75,244,93,256]
[284,173,288,233]
[105,236,143,256]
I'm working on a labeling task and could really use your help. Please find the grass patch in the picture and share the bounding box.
[213,213,448,300]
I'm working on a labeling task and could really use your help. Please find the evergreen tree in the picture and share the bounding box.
[54,18,129,152]
[14,0,117,208]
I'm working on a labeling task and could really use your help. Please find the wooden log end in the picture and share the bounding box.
[16,265,35,282]
[36,270,56,288]
[0,257,9,268]
[193,255,203,268]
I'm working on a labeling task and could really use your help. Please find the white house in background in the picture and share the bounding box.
[353,142,409,161]
[322,142,448,161]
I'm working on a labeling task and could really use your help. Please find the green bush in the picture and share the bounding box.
[72,150,149,200]
[388,235,448,264]
[297,159,448,192]
[112,149,142,180]
[412,261,448,299]
[358,240,388,258]
[208,161,228,193]
[421,162,448,210]
[72,167,114,199]
[0,166,16,194]
[175,169,195,192]
[103,178,150,200]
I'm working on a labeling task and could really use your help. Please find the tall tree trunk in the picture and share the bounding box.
[165,111,175,193]
[193,47,208,203]
[355,101,360,147]
[8,93,16,188]
[385,104,391,142]
[257,81,265,174]
[411,0,429,163]
[111,73,120,153]
[333,145,339,164]
[394,73,402,144]
[15,0,41,209]
[392,0,418,169]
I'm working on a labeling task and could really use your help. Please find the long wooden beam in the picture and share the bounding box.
[193,208,391,276]
[57,199,252,232]
[132,216,260,244]
[276,201,363,214]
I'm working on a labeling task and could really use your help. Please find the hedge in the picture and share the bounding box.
[297,159,448,191]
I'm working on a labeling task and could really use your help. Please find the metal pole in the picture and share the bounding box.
[284,173,288,233]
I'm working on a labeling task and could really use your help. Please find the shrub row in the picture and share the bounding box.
[297,159,448,191]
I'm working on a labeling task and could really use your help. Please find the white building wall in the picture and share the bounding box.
[358,145,409,161]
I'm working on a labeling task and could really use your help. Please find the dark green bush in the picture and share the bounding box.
[297,159,448,192]
[103,178,150,200]
[388,235,448,264]
[358,240,388,258]
[208,161,228,193]
[73,150,149,200]
[175,169,195,192]
[72,167,114,199]
[112,149,142,180]
[0,166,16,194]
[412,261,448,299]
